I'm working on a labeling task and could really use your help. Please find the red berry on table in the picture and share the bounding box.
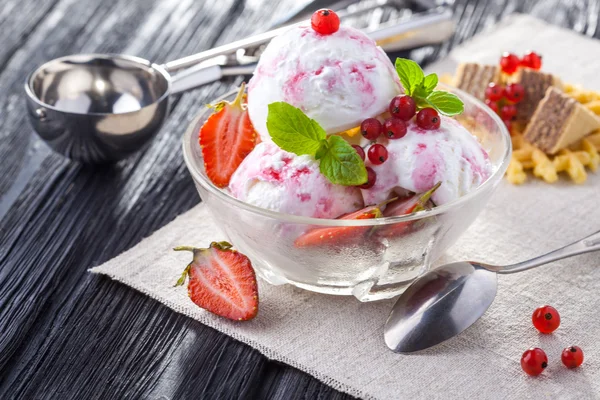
[505,83,525,103]
[500,52,520,74]
[532,305,560,334]
[368,144,388,165]
[389,95,417,121]
[521,348,548,376]
[311,9,340,35]
[360,118,383,141]
[501,104,517,119]
[383,117,407,139]
[358,167,377,189]
[485,99,499,113]
[561,346,584,369]
[521,51,542,70]
[485,83,505,101]
[174,242,259,321]
[352,144,365,161]
[416,108,441,130]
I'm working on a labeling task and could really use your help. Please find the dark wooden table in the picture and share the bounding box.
[1,0,598,398]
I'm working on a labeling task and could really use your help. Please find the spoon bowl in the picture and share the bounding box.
[25,54,171,163]
[384,262,497,353]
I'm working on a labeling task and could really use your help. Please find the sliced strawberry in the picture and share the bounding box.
[174,241,258,321]
[199,83,256,188]
[294,205,382,248]
[378,182,441,237]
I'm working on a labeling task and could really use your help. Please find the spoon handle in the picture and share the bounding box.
[497,229,600,274]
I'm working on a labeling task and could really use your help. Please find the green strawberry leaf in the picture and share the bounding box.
[267,102,327,156]
[319,135,367,186]
[395,58,424,96]
[426,91,465,116]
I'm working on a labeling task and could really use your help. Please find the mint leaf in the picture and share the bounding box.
[267,102,326,156]
[413,73,438,100]
[395,58,424,96]
[426,91,464,116]
[319,136,367,186]
[315,141,328,160]
[423,73,438,93]
[414,96,431,109]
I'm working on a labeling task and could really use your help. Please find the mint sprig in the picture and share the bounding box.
[266,102,367,186]
[395,58,464,116]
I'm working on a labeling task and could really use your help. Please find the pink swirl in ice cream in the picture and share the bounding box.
[229,142,364,218]
[361,117,492,206]
[247,25,401,141]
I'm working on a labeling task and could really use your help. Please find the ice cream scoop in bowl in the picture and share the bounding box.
[182,84,511,301]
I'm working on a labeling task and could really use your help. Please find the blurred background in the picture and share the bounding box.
[2,0,600,399]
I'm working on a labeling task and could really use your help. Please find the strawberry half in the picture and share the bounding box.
[174,241,258,321]
[294,205,383,248]
[199,83,256,188]
[377,182,441,237]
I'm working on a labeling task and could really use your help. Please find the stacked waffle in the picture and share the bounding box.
[449,62,600,184]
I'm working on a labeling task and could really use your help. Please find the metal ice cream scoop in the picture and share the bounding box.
[24,8,455,163]
[384,229,600,353]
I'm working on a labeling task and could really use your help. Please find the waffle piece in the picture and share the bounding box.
[523,87,600,155]
[511,68,562,122]
[454,63,500,101]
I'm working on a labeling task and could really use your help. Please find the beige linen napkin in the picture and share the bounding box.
[92,14,600,400]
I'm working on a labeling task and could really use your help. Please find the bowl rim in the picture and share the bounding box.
[182,84,512,227]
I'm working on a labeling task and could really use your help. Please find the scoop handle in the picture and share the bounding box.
[161,7,455,76]
[497,229,600,274]
[168,64,256,95]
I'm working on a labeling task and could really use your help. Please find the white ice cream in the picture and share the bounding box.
[247,25,402,142]
[361,117,492,206]
[229,142,364,218]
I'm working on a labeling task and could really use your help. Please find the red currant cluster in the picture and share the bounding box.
[354,96,441,189]
[521,305,584,376]
[485,82,525,133]
[500,51,542,75]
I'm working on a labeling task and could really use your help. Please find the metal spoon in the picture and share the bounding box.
[385,229,600,353]
[24,8,454,164]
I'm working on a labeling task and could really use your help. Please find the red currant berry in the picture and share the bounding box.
[532,305,560,334]
[360,118,382,141]
[358,167,376,189]
[500,52,520,74]
[383,118,407,139]
[485,83,505,102]
[505,83,525,104]
[503,119,512,133]
[416,108,441,130]
[367,144,388,165]
[352,144,365,161]
[389,95,416,121]
[521,51,542,70]
[311,9,340,35]
[501,104,517,119]
[485,99,499,113]
[561,346,584,369]
[521,348,548,376]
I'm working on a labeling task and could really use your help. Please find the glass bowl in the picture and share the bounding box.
[182,85,511,301]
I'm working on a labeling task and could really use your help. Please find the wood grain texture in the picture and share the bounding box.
[0,0,598,398]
